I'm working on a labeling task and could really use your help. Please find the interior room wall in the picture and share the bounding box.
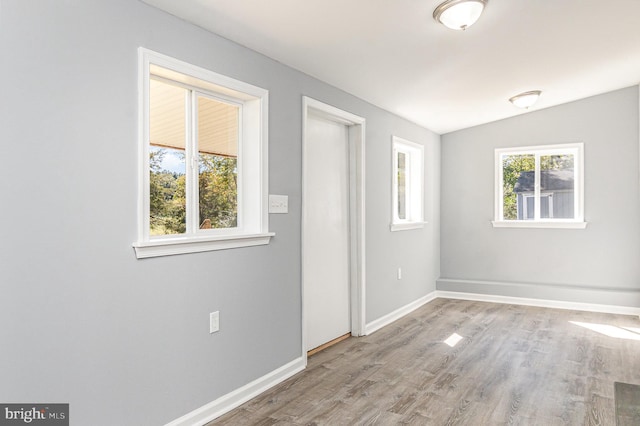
[440,86,640,307]
[0,1,440,424]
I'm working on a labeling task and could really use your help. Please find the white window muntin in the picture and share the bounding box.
[391,136,425,231]
[134,48,272,258]
[493,142,585,228]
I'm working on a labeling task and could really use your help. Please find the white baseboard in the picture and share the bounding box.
[365,291,438,335]
[166,357,305,426]
[436,290,640,316]
[166,287,638,426]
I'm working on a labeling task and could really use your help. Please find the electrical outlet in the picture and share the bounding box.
[397,268,402,280]
[209,311,220,334]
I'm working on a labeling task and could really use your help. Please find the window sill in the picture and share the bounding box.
[133,232,275,259]
[390,222,427,232]
[491,221,587,229]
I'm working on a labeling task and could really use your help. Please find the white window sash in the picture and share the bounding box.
[391,136,425,231]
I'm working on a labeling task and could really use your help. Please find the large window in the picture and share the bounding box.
[134,48,272,258]
[493,143,586,228]
[391,136,424,231]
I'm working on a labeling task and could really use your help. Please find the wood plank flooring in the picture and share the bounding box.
[614,382,640,425]
[208,299,640,425]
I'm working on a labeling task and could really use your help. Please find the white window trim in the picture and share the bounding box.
[492,221,587,229]
[391,136,425,232]
[133,48,273,258]
[390,222,426,232]
[492,142,586,229]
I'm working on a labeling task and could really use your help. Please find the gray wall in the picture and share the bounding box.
[440,86,640,307]
[0,1,439,425]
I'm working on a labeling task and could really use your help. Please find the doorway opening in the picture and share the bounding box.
[302,97,365,363]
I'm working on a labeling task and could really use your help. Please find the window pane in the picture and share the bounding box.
[504,154,534,220]
[397,151,407,220]
[540,194,552,219]
[198,96,239,229]
[523,195,535,220]
[541,154,574,219]
[149,79,187,235]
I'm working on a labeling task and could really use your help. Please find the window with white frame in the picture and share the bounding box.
[493,143,586,228]
[133,48,273,258]
[391,136,424,231]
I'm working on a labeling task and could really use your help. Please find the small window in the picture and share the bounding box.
[391,136,424,231]
[134,48,273,258]
[493,143,586,229]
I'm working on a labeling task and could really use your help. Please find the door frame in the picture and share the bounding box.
[302,96,366,363]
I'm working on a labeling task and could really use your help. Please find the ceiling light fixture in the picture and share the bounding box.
[509,90,542,109]
[433,0,488,31]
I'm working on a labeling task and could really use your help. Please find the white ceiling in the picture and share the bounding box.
[141,0,640,134]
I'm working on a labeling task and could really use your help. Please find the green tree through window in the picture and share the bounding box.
[149,148,237,235]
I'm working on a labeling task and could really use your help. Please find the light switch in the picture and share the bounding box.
[269,194,288,214]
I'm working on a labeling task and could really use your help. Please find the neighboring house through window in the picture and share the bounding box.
[514,168,576,219]
[134,48,273,258]
[493,143,586,228]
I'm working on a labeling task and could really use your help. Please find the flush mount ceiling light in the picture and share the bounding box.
[509,90,542,109]
[433,0,488,31]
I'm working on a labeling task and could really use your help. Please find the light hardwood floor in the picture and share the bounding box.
[208,298,640,425]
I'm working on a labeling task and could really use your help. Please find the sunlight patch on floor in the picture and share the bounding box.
[444,332,463,347]
[570,321,640,341]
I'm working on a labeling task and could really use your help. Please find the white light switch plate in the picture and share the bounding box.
[269,194,288,214]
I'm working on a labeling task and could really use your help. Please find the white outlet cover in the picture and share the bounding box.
[269,194,288,214]
[209,311,220,334]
